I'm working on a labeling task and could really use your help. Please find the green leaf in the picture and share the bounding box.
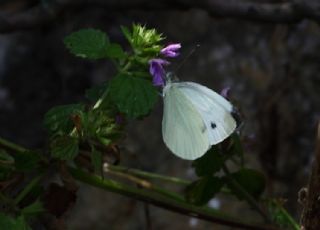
[227,133,244,164]
[50,136,79,161]
[21,200,45,216]
[192,146,225,177]
[13,151,40,172]
[85,82,109,102]
[91,147,103,176]
[229,168,266,200]
[120,25,132,44]
[0,213,31,230]
[64,29,110,59]
[106,44,126,59]
[44,104,84,136]
[185,176,224,206]
[109,73,158,118]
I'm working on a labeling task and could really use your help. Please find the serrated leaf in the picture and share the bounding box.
[106,44,126,59]
[21,200,45,216]
[192,146,225,177]
[109,73,158,118]
[13,151,40,172]
[185,176,224,206]
[44,104,84,136]
[64,29,109,59]
[229,168,266,200]
[91,147,103,176]
[0,213,31,230]
[51,136,79,161]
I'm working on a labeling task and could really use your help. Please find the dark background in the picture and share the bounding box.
[1,0,320,229]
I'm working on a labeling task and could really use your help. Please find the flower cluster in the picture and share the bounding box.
[149,44,181,86]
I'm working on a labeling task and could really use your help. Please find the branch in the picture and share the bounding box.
[1,0,320,33]
[70,167,280,230]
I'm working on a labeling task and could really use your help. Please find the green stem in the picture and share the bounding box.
[106,164,190,185]
[70,167,279,230]
[222,164,271,223]
[14,175,42,205]
[0,137,28,153]
[269,200,300,230]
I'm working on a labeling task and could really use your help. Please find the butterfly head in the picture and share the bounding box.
[165,72,179,84]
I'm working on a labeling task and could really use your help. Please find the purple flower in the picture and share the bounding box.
[149,58,169,86]
[160,43,181,58]
[220,86,231,99]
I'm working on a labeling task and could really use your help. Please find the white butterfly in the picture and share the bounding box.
[162,78,237,160]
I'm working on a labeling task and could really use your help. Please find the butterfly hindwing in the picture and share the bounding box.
[162,84,210,160]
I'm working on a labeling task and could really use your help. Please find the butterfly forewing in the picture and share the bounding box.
[162,84,210,160]
[176,82,236,145]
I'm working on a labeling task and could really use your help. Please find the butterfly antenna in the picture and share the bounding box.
[174,44,200,72]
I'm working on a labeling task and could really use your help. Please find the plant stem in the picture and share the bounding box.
[105,164,190,185]
[222,164,271,223]
[0,137,28,153]
[14,175,42,205]
[70,167,280,230]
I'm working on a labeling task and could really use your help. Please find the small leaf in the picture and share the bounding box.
[50,136,79,161]
[192,146,225,177]
[13,151,40,172]
[91,147,103,176]
[64,29,109,59]
[229,168,266,200]
[106,44,126,59]
[185,176,224,206]
[0,213,31,230]
[121,25,132,44]
[44,104,84,136]
[21,200,45,216]
[109,73,158,118]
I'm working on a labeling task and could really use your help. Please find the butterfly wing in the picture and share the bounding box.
[162,84,210,160]
[176,82,236,145]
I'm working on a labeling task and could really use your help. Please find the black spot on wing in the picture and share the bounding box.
[211,122,217,129]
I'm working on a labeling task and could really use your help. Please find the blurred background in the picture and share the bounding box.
[1,0,320,229]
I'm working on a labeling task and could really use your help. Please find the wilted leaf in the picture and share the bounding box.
[44,104,84,136]
[185,176,224,206]
[109,73,158,118]
[44,183,76,218]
